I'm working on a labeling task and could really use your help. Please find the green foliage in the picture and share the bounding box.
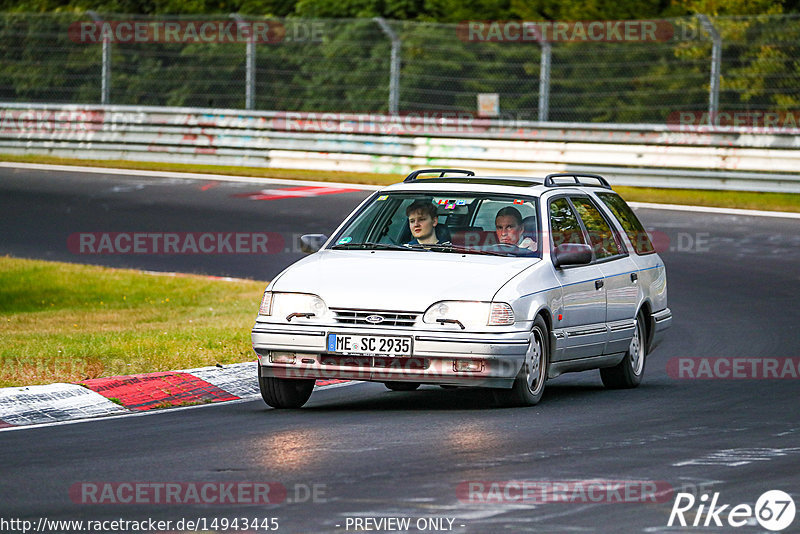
[0,0,795,17]
[0,2,798,122]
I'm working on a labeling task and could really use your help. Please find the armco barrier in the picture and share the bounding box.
[1,103,799,193]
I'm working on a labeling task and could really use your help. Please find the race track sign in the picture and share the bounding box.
[478,93,499,117]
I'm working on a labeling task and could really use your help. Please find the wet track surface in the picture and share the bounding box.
[1,166,799,533]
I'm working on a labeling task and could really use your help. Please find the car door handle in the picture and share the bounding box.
[631,272,638,283]
[595,279,604,290]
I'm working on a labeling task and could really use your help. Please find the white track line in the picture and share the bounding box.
[629,201,800,220]
[0,162,382,190]
[3,161,798,219]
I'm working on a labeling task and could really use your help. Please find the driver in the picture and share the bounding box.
[406,200,446,245]
[495,206,536,251]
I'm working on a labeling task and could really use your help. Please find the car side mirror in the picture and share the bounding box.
[552,243,593,268]
[300,234,328,254]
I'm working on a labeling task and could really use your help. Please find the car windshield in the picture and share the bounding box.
[330,192,541,257]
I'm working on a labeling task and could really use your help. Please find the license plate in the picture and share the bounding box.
[327,333,412,357]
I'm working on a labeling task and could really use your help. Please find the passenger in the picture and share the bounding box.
[495,206,536,251]
[406,200,446,245]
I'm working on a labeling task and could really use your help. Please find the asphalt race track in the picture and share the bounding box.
[1,165,799,533]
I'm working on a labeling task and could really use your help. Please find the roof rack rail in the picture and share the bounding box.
[544,173,612,190]
[403,168,476,182]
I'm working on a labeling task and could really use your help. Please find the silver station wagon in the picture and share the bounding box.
[252,169,672,408]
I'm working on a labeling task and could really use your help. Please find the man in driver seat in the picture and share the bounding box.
[495,206,537,251]
[406,200,448,245]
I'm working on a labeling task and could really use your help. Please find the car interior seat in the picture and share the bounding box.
[522,215,539,250]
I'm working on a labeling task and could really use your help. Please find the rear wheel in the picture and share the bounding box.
[494,316,549,407]
[601,311,646,389]
[384,382,420,391]
[259,375,315,408]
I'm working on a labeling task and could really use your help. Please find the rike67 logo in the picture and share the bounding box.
[669,490,795,531]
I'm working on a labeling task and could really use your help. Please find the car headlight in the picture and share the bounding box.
[422,301,515,328]
[258,291,329,321]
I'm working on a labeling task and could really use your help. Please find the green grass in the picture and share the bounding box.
[615,186,800,213]
[2,153,798,212]
[0,256,266,388]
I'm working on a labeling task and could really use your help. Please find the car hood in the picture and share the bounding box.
[271,250,539,311]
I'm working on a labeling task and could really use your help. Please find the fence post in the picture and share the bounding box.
[538,41,551,122]
[231,14,256,110]
[87,11,110,105]
[697,14,721,124]
[374,17,400,115]
[525,22,551,122]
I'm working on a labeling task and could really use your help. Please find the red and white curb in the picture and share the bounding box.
[0,362,349,429]
[0,383,129,427]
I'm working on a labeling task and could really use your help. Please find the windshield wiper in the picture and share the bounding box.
[331,242,414,251]
[332,241,535,257]
[423,243,508,256]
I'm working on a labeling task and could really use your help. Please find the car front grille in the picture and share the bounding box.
[319,355,431,370]
[331,308,420,327]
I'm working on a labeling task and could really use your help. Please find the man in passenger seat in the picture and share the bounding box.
[495,206,537,251]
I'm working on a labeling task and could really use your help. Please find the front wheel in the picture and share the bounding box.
[494,316,549,407]
[259,375,315,408]
[601,311,646,389]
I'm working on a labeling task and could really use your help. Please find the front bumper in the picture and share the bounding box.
[252,322,532,388]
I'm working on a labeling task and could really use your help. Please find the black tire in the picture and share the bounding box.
[493,315,549,407]
[259,375,315,408]
[601,311,647,389]
[384,381,420,391]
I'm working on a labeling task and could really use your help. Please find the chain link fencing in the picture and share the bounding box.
[1,13,799,124]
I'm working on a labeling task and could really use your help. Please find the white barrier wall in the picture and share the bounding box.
[1,104,799,193]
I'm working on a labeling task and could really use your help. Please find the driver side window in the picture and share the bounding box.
[549,198,587,247]
[570,197,622,260]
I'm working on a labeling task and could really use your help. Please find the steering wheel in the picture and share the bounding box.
[485,243,523,253]
[485,243,537,256]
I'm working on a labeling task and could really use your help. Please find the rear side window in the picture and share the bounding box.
[570,197,622,260]
[595,193,655,255]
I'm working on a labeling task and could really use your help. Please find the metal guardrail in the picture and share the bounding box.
[1,103,799,193]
